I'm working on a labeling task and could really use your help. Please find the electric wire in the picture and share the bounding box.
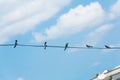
[0,40,120,50]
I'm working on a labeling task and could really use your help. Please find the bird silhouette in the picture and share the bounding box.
[64,43,69,51]
[14,40,18,48]
[86,44,93,48]
[105,45,111,48]
[44,42,47,50]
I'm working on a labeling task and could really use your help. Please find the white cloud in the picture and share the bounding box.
[110,0,120,19]
[68,24,114,53]
[1,0,120,44]
[32,2,106,42]
[17,77,24,80]
[88,62,101,69]
[83,24,114,45]
[0,0,71,43]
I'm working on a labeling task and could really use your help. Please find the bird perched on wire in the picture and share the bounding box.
[86,44,93,48]
[105,45,111,49]
[14,40,18,48]
[64,43,69,51]
[44,42,47,50]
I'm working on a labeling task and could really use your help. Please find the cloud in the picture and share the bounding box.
[32,2,106,42]
[1,0,120,44]
[32,0,120,44]
[17,77,24,80]
[88,62,101,69]
[0,0,71,43]
[110,0,120,19]
[68,24,114,53]
[83,24,114,45]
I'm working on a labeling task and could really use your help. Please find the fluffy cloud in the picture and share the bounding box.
[32,0,120,43]
[32,2,106,42]
[110,0,120,19]
[0,0,71,43]
[1,0,120,44]
[84,24,114,45]
[68,24,114,53]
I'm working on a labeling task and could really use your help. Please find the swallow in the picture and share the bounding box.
[14,40,18,48]
[44,42,47,50]
[64,43,69,51]
[86,44,93,48]
[105,45,111,49]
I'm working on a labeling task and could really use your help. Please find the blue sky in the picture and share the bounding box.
[0,0,120,80]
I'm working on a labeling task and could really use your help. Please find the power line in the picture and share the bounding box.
[0,40,120,50]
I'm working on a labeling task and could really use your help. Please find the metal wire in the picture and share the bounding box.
[0,40,120,50]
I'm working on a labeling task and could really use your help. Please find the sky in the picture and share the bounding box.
[0,0,120,80]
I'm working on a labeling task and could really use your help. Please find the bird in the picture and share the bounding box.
[105,45,111,49]
[86,44,93,48]
[14,40,18,48]
[44,42,47,50]
[64,43,69,51]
